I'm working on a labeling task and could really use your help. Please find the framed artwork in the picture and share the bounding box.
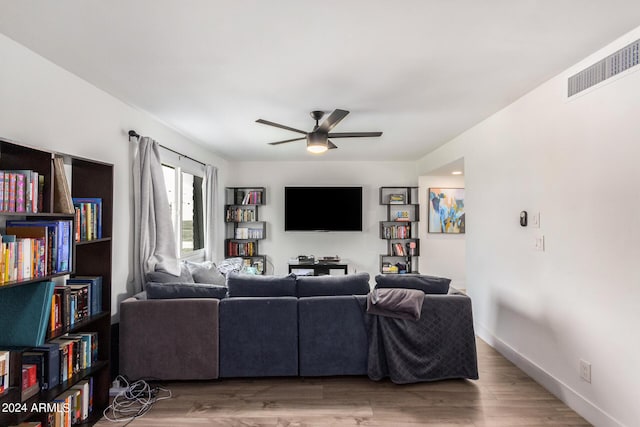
[428,188,465,234]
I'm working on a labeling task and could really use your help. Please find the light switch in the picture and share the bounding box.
[531,212,540,228]
[535,235,545,251]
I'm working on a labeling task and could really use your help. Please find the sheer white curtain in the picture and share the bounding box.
[203,164,218,262]
[131,136,180,292]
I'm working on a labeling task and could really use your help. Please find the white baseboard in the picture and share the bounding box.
[475,323,624,427]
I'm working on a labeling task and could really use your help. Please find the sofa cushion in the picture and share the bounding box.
[145,263,194,284]
[227,273,297,297]
[296,272,370,297]
[374,274,451,294]
[184,260,226,286]
[145,282,228,299]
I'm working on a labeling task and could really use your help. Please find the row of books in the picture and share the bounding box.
[226,241,257,257]
[19,332,99,393]
[388,193,406,204]
[0,333,97,409]
[381,224,411,239]
[235,190,263,205]
[382,262,408,274]
[49,277,103,335]
[49,377,94,427]
[0,170,44,214]
[391,243,407,256]
[4,378,93,427]
[72,198,102,241]
[225,207,257,222]
[234,227,264,239]
[0,220,72,285]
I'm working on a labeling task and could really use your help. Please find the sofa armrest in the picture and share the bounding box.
[119,297,219,380]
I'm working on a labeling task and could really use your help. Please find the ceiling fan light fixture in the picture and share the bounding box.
[306,132,328,154]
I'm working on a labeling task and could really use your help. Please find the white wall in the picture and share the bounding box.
[226,161,418,282]
[417,27,640,427]
[418,174,466,290]
[0,34,229,320]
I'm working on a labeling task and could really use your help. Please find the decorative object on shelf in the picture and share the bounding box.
[256,109,383,154]
[428,188,465,234]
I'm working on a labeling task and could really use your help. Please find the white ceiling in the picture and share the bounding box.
[1,1,640,162]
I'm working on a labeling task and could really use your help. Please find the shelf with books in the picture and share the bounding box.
[225,187,265,206]
[0,137,112,426]
[224,187,267,274]
[379,186,420,274]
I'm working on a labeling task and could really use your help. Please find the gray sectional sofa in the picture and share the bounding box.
[119,269,478,383]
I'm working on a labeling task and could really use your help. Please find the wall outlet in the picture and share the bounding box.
[534,235,545,251]
[531,212,540,228]
[580,359,591,383]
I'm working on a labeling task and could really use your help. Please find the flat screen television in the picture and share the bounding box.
[284,186,363,231]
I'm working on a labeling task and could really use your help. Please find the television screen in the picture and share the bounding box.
[284,186,363,231]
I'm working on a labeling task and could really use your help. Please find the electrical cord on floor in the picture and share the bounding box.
[103,375,172,424]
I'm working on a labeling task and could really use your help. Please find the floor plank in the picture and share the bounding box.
[96,339,591,426]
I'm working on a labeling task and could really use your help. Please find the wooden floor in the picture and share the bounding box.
[96,339,590,426]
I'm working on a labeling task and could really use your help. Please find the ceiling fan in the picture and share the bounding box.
[256,109,383,154]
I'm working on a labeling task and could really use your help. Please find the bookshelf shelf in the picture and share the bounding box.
[0,137,113,426]
[379,186,420,274]
[224,187,267,274]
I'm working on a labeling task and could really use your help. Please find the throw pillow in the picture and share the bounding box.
[145,263,194,284]
[226,272,297,297]
[145,282,228,299]
[296,272,371,297]
[374,274,451,294]
[184,260,226,286]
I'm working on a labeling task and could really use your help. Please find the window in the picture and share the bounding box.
[162,159,205,259]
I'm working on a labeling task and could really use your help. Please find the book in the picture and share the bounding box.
[0,350,9,393]
[30,342,60,390]
[0,281,55,347]
[53,157,74,214]
[71,379,91,421]
[66,276,102,316]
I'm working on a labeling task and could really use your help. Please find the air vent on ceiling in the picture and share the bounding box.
[568,38,640,97]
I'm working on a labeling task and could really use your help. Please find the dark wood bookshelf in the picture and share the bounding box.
[379,186,420,274]
[0,138,113,426]
[224,187,267,274]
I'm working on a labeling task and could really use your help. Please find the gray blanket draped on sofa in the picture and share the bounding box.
[365,290,479,384]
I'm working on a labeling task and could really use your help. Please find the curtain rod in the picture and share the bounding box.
[128,129,206,167]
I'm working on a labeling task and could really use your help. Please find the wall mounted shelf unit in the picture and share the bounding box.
[224,187,267,274]
[379,186,420,274]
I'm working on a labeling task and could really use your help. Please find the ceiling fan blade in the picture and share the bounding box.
[268,137,307,145]
[327,140,338,149]
[256,119,307,135]
[328,131,383,138]
[318,109,349,133]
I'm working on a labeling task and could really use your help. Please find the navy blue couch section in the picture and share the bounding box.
[219,297,299,378]
[298,295,369,376]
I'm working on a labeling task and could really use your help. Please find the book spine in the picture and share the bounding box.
[8,173,17,212]
[0,171,4,212]
[3,172,9,211]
